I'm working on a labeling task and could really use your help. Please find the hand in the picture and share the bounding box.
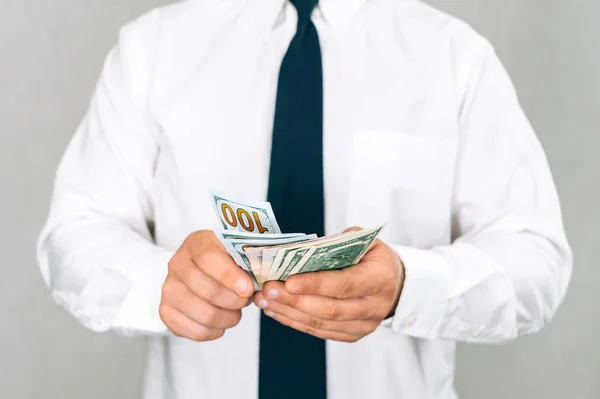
[253,228,405,342]
[160,230,254,341]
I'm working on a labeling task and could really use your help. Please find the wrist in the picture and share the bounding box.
[385,253,405,319]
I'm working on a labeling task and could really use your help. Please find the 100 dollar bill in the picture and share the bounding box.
[212,191,281,234]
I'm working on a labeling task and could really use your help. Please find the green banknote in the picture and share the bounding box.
[288,226,383,276]
[274,248,312,281]
[212,191,281,234]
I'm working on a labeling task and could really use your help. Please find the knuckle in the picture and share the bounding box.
[360,321,379,335]
[381,282,395,296]
[202,280,220,300]
[198,250,227,274]
[168,257,187,281]
[221,268,237,285]
[167,257,178,273]
[209,330,226,341]
[189,230,204,240]
[203,306,221,327]
[161,280,173,299]
[158,304,171,324]
[215,330,226,339]
[381,307,392,320]
[332,306,343,321]
[286,293,299,307]
[311,276,322,294]
[337,334,356,343]
[194,251,212,270]
[221,294,247,310]
[338,333,361,343]
[368,321,380,333]
[364,306,379,320]
[186,269,204,292]
[307,315,324,329]
[171,329,186,339]
[322,305,341,321]
[340,279,355,299]
[229,311,243,328]
[235,296,252,309]
[387,290,400,304]
[182,233,198,249]
[287,319,315,336]
[371,306,388,320]
[184,232,196,244]
[189,326,211,342]
[346,336,361,343]
[302,325,319,337]
[171,259,191,283]
[294,275,318,295]
[187,230,210,244]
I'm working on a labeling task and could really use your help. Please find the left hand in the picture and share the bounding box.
[253,229,405,342]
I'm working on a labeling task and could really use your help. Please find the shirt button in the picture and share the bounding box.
[405,315,417,327]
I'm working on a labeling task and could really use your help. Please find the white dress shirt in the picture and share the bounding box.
[37,0,573,398]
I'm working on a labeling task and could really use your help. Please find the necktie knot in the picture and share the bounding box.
[291,0,318,21]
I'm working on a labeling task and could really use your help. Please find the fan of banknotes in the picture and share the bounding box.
[212,191,383,289]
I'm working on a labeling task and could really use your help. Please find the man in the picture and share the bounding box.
[37,0,572,398]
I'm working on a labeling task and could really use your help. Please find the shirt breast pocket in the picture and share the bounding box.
[346,129,458,248]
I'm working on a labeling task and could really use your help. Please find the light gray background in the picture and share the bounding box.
[1,0,598,398]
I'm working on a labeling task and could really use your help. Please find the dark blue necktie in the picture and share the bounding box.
[260,0,327,398]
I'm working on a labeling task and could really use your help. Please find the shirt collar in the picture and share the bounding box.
[319,0,369,31]
[246,0,368,39]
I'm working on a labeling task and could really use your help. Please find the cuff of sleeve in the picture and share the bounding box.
[111,246,175,335]
[386,245,454,339]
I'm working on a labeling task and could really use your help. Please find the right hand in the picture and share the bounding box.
[159,230,254,341]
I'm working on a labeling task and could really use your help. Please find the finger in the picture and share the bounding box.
[342,226,363,233]
[159,304,225,342]
[184,234,254,298]
[258,299,380,337]
[260,281,286,299]
[170,257,251,310]
[264,311,362,343]
[163,278,243,329]
[285,264,381,299]
[256,285,378,321]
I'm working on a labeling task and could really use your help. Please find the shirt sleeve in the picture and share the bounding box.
[36,18,174,336]
[387,40,573,343]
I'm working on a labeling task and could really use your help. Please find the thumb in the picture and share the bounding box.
[343,226,363,234]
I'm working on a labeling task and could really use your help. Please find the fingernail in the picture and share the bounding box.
[267,289,279,300]
[289,284,301,295]
[266,311,275,317]
[236,279,249,294]
[258,299,268,309]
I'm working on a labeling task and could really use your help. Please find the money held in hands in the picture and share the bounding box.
[212,192,383,288]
